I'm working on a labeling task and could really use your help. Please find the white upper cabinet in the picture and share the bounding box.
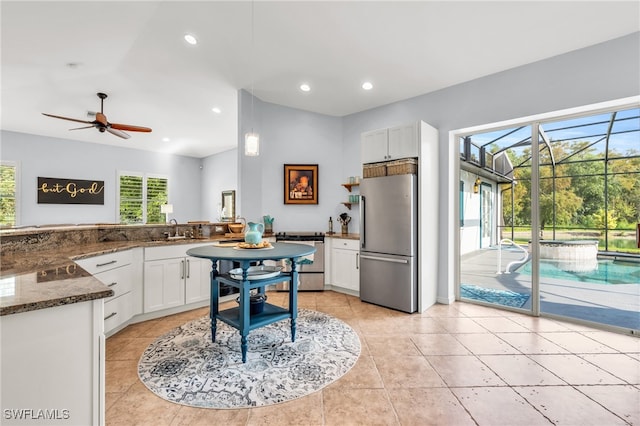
[361,122,418,163]
[388,123,419,160]
[361,128,389,163]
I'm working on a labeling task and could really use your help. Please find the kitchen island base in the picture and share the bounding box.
[186,243,316,363]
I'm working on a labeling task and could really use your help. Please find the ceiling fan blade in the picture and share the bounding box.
[95,112,109,127]
[42,113,93,125]
[68,125,96,131]
[106,128,131,139]
[110,122,152,133]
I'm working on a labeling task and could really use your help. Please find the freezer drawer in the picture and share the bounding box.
[359,252,417,313]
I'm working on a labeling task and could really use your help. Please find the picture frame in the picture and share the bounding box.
[284,164,318,205]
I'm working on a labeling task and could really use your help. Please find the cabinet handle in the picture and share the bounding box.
[186,259,190,278]
[356,253,359,270]
[108,282,118,287]
[104,312,117,321]
[181,259,185,279]
[96,260,117,268]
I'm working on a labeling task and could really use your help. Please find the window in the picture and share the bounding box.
[0,162,18,226]
[118,171,168,224]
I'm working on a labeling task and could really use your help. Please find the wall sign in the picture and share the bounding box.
[37,177,105,205]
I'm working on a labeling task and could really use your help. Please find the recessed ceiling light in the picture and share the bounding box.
[211,107,221,114]
[300,83,311,92]
[162,137,171,142]
[184,34,198,45]
[362,81,373,90]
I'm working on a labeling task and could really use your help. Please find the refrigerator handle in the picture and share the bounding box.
[359,254,409,264]
[360,195,366,249]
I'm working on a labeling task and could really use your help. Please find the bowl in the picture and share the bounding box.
[236,293,267,315]
[228,223,245,233]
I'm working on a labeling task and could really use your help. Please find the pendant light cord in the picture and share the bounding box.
[250,0,255,134]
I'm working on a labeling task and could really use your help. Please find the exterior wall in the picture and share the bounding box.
[459,170,481,255]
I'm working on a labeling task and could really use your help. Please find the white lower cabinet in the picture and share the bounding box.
[143,244,212,313]
[75,250,134,334]
[0,300,105,426]
[143,258,185,312]
[185,256,212,304]
[330,238,360,293]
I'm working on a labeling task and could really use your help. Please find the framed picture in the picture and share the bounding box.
[284,164,318,204]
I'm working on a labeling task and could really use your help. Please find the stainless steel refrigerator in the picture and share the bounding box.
[359,174,417,313]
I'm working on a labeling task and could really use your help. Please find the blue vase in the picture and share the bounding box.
[244,222,264,244]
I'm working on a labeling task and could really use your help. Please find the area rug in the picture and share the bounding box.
[461,284,530,308]
[138,309,361,409]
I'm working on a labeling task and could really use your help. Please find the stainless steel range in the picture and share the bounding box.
[275,232,325,291]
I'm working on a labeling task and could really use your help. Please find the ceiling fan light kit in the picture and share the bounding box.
[42,92,152,140]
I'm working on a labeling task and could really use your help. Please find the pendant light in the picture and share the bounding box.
[244,0,259,156]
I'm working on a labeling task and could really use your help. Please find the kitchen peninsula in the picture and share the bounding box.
[0,222,245,426]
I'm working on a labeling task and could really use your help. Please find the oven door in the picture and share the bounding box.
[278,241,324,273]
[275,241,324,291]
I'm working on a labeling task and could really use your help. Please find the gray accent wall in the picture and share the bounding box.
[237,89,344,232]
[1,131,204,225]
[201,148,238,221]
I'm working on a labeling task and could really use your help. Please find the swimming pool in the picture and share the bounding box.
[517,258,640,285]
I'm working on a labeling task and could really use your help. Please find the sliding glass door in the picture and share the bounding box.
[458,126,533,312]
[458,103,640,333]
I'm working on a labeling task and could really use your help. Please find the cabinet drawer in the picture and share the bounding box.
[104,292,133,333]
[93,264,133,300]
[333,238,359,251]
[75,250,132,274]
[144,243,211,261]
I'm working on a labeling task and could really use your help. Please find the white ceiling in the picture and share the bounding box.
[2,1,638,158]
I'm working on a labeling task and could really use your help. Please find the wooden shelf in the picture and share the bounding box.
[341,183,360,192]
[341,202,359,210]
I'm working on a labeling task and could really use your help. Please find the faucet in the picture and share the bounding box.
[169,219,178,237]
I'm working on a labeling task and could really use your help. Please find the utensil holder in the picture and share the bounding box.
[341,224,348,234]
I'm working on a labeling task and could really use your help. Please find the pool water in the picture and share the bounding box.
[517,259,640,285]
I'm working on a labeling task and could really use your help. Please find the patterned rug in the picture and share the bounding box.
[461,284,530,308]
[138,309,361,409]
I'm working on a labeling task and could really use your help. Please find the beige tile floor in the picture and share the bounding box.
[106,290,640,425]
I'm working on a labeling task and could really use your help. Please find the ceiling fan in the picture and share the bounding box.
[42,92,152,139]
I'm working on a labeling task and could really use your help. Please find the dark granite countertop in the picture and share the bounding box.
[0,236,238,316]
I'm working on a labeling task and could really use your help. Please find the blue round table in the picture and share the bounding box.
[186,242,316,363]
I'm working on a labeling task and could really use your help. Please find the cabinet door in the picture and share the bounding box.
[143,258,185,313]
[388,123,418,160]
[361,128,389,163]
[332,248,359,292]
[185,257,212,304]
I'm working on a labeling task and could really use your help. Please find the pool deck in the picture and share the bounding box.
[460,247,640,331]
